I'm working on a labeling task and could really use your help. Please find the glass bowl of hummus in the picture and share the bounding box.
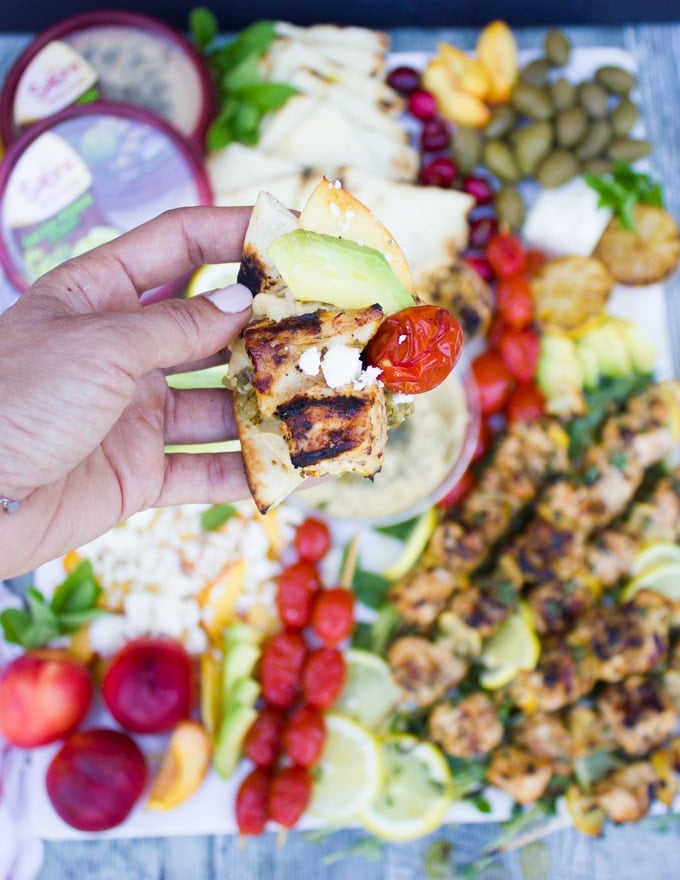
[295,355,480,527]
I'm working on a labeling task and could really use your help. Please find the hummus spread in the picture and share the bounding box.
[298,367,473,522]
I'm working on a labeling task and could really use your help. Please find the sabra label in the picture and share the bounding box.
[4,131,93,227]
[13,41,98,125]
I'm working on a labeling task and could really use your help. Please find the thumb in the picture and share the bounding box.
[107,283,253,376]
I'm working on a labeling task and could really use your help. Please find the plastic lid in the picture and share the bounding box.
[0,102,212,301]
[0,10,217,150]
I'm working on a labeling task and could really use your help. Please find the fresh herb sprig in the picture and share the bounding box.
[584,160,664,231]
[0,561,107,649]
[188,8,297,151]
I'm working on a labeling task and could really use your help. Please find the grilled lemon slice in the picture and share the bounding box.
[530,255,613,333]
[594,204,680,286]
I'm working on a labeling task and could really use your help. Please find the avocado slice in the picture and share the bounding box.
[224,621,262,649]
[581,322,632,378]
[222,642,260,707]
[575,341,601,390]
[537,333,585,416]
[267,229,415,314]
[226,677,260,714]
[214,703,258,778]
[611,318,656,374]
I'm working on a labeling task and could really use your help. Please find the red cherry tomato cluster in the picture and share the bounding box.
[236,516,354,835]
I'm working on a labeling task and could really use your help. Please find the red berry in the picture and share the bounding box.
[386,65,421,94]
[235,767,271,835]
[463,255,494,283]
[468,215,499,251]
[486,232,527,278]
[420,117,450,152]
[268,765,312,829]
[419,156,456,188]
[294,517,331,563]
[462,175,495,205]
[408,88,438,120]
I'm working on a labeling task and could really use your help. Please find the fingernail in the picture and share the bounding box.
[205,283,253,314]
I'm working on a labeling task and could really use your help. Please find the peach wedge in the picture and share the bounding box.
[422,58,491,128]
[476,20,519,104]
[147,720,212,811]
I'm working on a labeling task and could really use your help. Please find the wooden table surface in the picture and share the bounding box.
[2,21,680,880]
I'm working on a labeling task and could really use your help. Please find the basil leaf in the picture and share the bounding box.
[0,608,31,645]
[51,560,101,614]
[189,7,218,51]
[231,81,298,113]
[201,503,238,531]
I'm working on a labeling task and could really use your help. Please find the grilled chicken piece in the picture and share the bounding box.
[567,591,670,684]
[444,561,520,643]
[278,382,387,477]
[601,383,679,469]
[387,636,467,708]
[510,518,587,585]
[243,305,384,417]
[596,676,677,757]
[595,762,658,824]
[486,746,553,805]
[388,565,460,630]
[429,693,504,759]
[511,713,574,776]
[526,574,599,635]
[509,638,597,714]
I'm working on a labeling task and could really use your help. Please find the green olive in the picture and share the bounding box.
[514,121,554,176]
[607,138,652,161]
[543,29,571,66]
[611,98,639,137]
[578,81,609,118]
[452,126,482,175]
[575,118,614,160]
[550,77,576,112]
[555,106,588,148]
[484,105,517,140]
[483,140,522,183]
[536,150,580,188]
[595,65,636,95]
[494,185,526,230]
[520,58,551,88]
[512,83,553,120]
[581,158,615,175]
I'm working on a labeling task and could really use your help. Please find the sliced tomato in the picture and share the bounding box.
[363,305,463,394]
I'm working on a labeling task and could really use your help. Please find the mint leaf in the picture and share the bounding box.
[189,7,218,51]
[26,588,57,626]
[216,20,276,71]
[0,608,31,644]
[51,560,101,614]
[201,503,238,531]
[231,82,298,113]
[351,567,392,609]
[584,161,666,229]
[58,608,109,632]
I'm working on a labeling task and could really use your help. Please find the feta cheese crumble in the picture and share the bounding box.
[298,343,382,390]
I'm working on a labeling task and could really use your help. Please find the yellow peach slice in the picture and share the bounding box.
[476,20,519,104]
[422,59,491,128]
[199,653,223,738]
[147,720,212,811]
[437,43,492,99]
[299,177,413,292]
[198,559,246,643]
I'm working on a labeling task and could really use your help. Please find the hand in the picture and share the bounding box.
[0,206,254,578]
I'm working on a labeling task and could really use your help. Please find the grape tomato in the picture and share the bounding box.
[293,517,331,563]
[496,275,534,330]
[283,704,326,767]
[302,647,346,709]
[243,707,286,768]
[311,588,355,645]
[276,560,321,629]
[486,231,527,278]
[506,381,546,422]
[364,305,463,394]
[235,767,271,835]
[260,630,307,709]
[471,350,514,415]
[268,765,313,828]
[499,327,541,382]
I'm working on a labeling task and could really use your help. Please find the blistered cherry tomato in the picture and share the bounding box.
[302,647,346,709]
[472,418,494,462]
[294,517,331,563]
[311,588,355,645]
[506,381,546,422]
[524,248,547,275]
[283,704,326,767]
[268,765,313,828]
[496,275,534,330]
[260,630,307,709]
[499,327,541,383]
[364,305,463,394]
[471,350,514,415]
[276,560,321,629]
[243,707,286,768]
[437,469,476,508]
[235,767,271,835]
[486,314,506,350]
[485,232,527,278]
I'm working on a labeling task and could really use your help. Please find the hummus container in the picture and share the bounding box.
[0,10,216,150]
[0,102,212,302]
[297,359,480,527]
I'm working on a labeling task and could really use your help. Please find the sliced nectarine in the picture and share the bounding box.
[146,720,212,811]
[198,559,246,642]
[437,43,492,99]
[199,652,223,737]
[422,59,491,128]
[476,20,519,104]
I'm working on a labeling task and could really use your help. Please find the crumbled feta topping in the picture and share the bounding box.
[299,346,322,376]
[321,344,362,388]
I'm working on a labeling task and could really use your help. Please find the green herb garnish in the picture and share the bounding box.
[350,567,392,610]
[584,161,664,231]
[200,503,238,530]
[188,9,297,151]
[0,561,107,649]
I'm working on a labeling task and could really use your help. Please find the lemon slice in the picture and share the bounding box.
[186,262,240,297]
[621,560,680,603]
[309,714,382,822]
[382,507,439,581]
[360,734,453,841]
[332,649,401,731]
[479,602,540,690]
[631,542,680,577]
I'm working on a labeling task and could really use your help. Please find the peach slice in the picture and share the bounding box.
[437,43,492,99]
[199,653,223,738]
[476,20,519,104]
[147,720,212,811]
[299,176,413,292]
[198,559,247,643]
[422,59,491,128]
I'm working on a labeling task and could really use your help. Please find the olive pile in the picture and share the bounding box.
[451,29,648,229]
